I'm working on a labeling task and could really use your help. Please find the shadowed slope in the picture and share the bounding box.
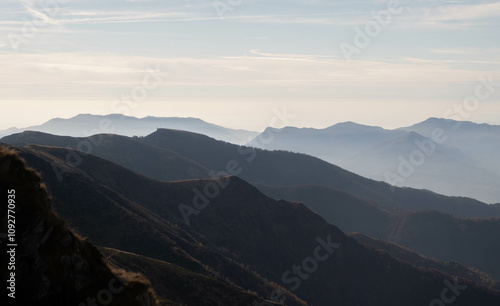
[3,129,499,218]
[349,233,499,291]
[2,144,500,305]
[141,128,500,218]
[100,247,282,306]
[0,148,158,306]
[259,183,500,280]
[3,144,307,306]
[2,131,209,182]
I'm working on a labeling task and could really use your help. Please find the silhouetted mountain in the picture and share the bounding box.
[0,114,258,144]
[258,183,500,280]
[247,122,405,163]
[255,183,396,238]
[100,247,282,306]
[349,233,499,291]
[4,143,500,305]
[6,129,498,218]
[346,131,500,203]
[5,130,500,300]
[0,148,159,306]
[4,130,500,275]
[401,117,500,175]
[139,128,500,218]
[248,119,500,203]
[5,144,301,306]
[2,131,209,182]
[384,210,500,279]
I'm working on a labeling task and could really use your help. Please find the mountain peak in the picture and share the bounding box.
[413,117,498,129]
[327,121,383,131]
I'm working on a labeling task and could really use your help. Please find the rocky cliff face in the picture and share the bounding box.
[0,147,158,306]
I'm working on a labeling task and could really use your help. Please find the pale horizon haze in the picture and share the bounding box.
[1,0,499,131]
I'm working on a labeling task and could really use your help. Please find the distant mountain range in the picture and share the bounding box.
[400,118,500,175]
[248,118,500,203]
[3,142,500,305]
[3,129,500,282]
[5,129,498,218]
[2,114,498,202]
[258,183,500,280]
[0,114,258,145]
[3,116,500,304]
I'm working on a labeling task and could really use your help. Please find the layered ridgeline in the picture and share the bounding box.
[0,114,258,145]
[3,130,500,282]
[0,145,303,306]
[258,184,500,280]
[1,143,500,305]
[0,148,158,306]
[4,129,499,217]
[348,233,499,290]
[3,116,499,202]
[247,119,500,204]
[400,118,500,176]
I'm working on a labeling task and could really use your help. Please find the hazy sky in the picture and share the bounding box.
[1,0,499,131]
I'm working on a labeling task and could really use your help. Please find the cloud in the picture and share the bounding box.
[56,11,202,25]
[23,3,61,26]
[402,56,500,65]
[425,2,500,21]
[429,49,479,55]
[240,50,337,62]
[429,48,500,55]
[395,2,500,29]
[1,51,497,97]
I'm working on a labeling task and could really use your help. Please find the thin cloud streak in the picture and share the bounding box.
[1,51,497,91]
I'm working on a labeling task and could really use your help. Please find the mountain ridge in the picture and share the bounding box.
[0,114,258,145]
[4,143,500,305]
[0,147,160,305]
[248,118,500,203]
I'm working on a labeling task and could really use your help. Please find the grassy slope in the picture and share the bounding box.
[100,247,282,306]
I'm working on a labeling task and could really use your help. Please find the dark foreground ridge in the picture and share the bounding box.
[0,147,158,306]
[2,142,500,305]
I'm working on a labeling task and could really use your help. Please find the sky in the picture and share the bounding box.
[0,0,499,132]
